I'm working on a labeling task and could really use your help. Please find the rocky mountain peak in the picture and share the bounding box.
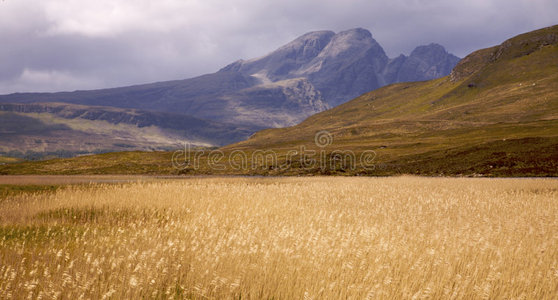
[384,43,460,83]
[280,30,336,57]
[223,30,335,81]
[313,28,384,60]
[218,28,458,107]
[410,43,449,61]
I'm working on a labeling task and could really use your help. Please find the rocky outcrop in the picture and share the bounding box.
[449,47,496,82]
[221,78,329,127]
[491,26,558,62]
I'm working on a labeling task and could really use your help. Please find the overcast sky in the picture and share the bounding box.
[0,0,556,94]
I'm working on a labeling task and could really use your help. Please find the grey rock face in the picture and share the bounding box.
[386,43,461,83]
[221,78,328,128]
[223,31,335,81]
[302,28,389,106]
[383,55,407,84]
[224,29,390,107]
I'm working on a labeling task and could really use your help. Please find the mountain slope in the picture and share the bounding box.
[226,25,558,176]
[0,102,255,155]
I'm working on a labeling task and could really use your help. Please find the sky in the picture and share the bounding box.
[0,0,557,94]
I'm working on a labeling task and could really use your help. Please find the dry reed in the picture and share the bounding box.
[0,176,557,299]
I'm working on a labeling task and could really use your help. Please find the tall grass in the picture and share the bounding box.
[1,177,557,299]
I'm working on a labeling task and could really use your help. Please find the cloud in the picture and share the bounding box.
[0,68,104,93]
[0,0,557,94]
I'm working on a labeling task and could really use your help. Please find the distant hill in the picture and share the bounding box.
[0,102,255,154]
[0,28,458,154]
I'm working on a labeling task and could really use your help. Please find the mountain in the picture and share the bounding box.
[223,28,459,107]
[225,25,558,176]
[0,28,459,154]
[384,43,460,83]
[2,25,555,176]
[0,28,458,123]
[0,102,255,155]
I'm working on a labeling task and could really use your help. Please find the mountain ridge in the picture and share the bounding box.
[223,28,460,106]
[0,28,460,154]
[1,28,459,122]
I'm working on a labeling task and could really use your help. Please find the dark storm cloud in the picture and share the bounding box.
[0,0,557,93]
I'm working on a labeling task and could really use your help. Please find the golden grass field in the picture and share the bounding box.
[0,176,557,299]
